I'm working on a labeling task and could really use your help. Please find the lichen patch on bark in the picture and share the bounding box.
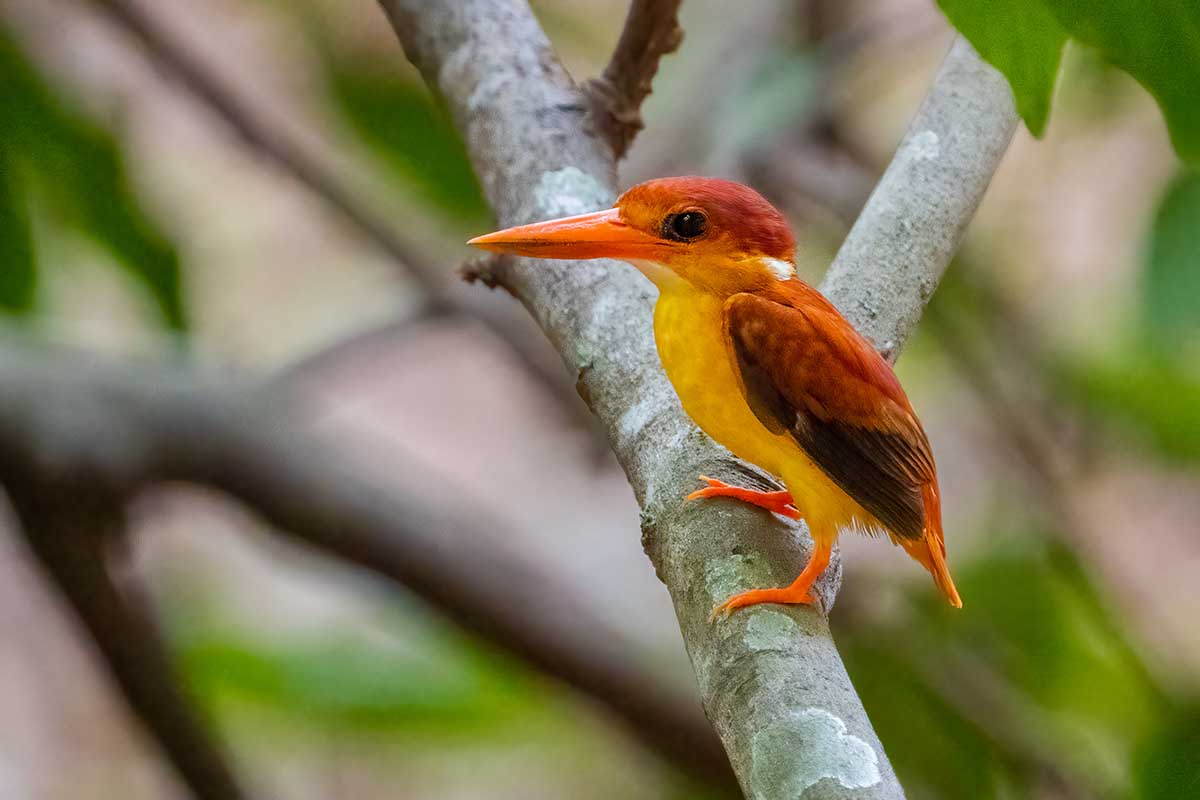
[751,708,882,798]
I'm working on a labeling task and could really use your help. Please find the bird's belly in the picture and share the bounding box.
[653,289,873,537]
[653,290,795,477]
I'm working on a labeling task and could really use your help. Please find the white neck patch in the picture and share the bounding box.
[760,256,796,280]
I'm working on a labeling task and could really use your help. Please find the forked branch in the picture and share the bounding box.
[379,0,1017,795]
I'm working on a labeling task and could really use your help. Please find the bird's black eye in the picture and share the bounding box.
[663,211,708,241]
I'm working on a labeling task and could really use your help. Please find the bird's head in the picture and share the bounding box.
[468,176,796,295]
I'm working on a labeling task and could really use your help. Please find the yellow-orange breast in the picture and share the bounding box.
[652,286,879,540]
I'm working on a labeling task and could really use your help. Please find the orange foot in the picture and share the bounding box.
[687,476,800,519]
[710,586,815,621]
[709,539,832,621]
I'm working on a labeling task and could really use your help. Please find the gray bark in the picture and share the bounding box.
[822,37,1018,359]
[380,1,1016,797]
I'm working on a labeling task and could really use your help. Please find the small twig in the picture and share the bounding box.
[458,253,515,292]
[5,482,247,800]
[584,0,684,159]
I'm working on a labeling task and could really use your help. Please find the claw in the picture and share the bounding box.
[686,475,732,502]
[687,475,801,519]
[708,538,832,621]
[709,588,816,621]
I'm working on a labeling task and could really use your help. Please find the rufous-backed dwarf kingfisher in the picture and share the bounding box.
[469,177,961,616]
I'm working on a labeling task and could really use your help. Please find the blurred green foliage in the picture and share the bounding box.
[939,0,1200,166]
[1038,0,1200,167]
[0,25,186,329]
[178,622,533,734]
[0,145,36,311]
[714,48,820,156]
[323,58,489,226]
[172,610,720,800]
[1055,171,1200,463]
[838,533,1186,799]
[1060,353,1200,462]
[1134,705,1200,798]
[936,0,1067,136]
[1144,173,1200,356]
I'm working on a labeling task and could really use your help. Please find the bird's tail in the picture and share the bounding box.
[901,483,962,608]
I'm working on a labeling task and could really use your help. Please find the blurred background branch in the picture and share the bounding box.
[0,340,735,794]
[584,0,684,160]
[6,484,249,800]
[819,35,1017,358]
[83,0,590,415]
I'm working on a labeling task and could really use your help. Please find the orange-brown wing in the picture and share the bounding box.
[723,286,935,541]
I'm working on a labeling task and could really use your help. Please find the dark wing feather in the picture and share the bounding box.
[724,288,935,541]
[731,343,790,436]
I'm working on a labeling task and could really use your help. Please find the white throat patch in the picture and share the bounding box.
[627,258,685,289]
[760,257,796,280]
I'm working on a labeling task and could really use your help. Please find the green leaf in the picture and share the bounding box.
[937,0,1068,135]
[1135,705,1200,799]
[840,534,1163,796]
[0,26,186,329]
[1144,172,1200,353]
[51,126,187,330]
[324,60,489,224]
[171,609,539,735]
[841,638,1004,798]
[180,634,520,731]
[0,146,35,312]
[1037,0,1200,166]
[1057,353,1200,462]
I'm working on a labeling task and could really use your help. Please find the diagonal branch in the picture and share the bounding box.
[820,37,1019,359]
[378,0,1017,795]
[0,345,735,792]
[584,0,684,159]
[4,483,248,800]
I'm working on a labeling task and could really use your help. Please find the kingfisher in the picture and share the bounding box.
[469,177,960,616]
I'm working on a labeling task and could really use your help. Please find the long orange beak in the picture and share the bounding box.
[467,208,666,261]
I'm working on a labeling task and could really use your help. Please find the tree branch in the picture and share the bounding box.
[0,344,735,792]
[584,0,684,159]
[3,483,248,800]
[379,1,1017,794]
[820,36,1018,360]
